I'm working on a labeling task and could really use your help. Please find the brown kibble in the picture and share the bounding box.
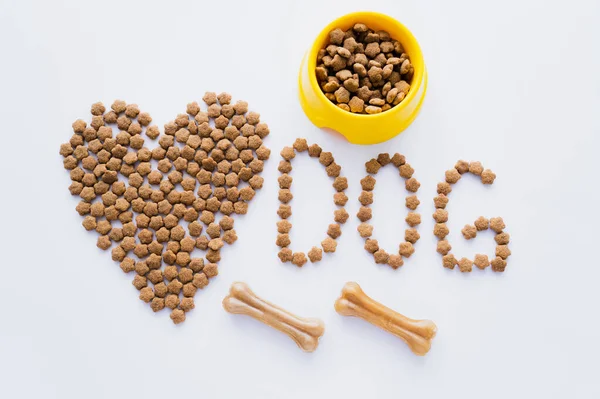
[442,254,458,270]
[490,217,506,233]
[405,228,420,244]
[319,151,334,167]
[139,287,155,303]
[308,247,322,262]
[405,178,420,193]
[327,223,342,239]
[277,220,292,234]
[276,234,291,247]
[491,257,507,272]
[404,195,420,210]
[432,209,449,223]
[321,237,337,253]
[365,159,381,174]
[436,240,452,255]
[390,153,405,167]
[399,242,415,258]
[495,232,510,245]
[360,175,376,191]
[458,257,473,273]
[357,206,372,222]
[372,249,388,264]
[170,309,186,324]
[474,254,490,270]
[474,216,489,231]
[308,144,322,157]
[496,245,511,259]
[445,168,461,184]
[293,138,308,152]
[364,239,379,253]
[278,174,293,189]
[132,275,147,290]
[433,223,450,240]
[292,252,308,267]
[433,194,449,209]
[399,164,414,179]
[455,160,470,174]
[357,223,373,238]
[405,212,421,227]
[481,169,496,184]
[278,248,293,263]
[461,224,477,240]
[437,182,452,195]
[333,177,348,192]
[280,146,295,161]
[334,208,349,224]
[469,161,484,175]
[277,205,292,219]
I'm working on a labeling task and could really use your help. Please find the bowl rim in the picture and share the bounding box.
[308,11,425,120]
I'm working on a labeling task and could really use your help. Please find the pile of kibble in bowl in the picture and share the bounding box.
[316,23,413,114]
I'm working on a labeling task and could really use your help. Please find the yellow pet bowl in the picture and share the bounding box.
[299,11,427,145]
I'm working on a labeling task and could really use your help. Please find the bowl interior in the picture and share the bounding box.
[308,11,424,119]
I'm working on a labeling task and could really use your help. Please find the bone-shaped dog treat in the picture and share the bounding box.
[222,282,325,352]
[335,282,437,356]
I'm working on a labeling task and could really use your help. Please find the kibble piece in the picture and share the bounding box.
[307,247,322,263]
[445,168,461,184]
[276,234,291,247]
[334,208,349,224]
[432,209,449,223]
[405,178,420,193]
[277,220,292,235]
[405,228,420,244]
[326,223,342,239]
[291,252,308,267]
[442,254,458,269]
[437,182,452,195]
[321,237,337,253]
[490,217,506,233]
[277,205,292,219]
[399,242,415,258]
[364,239,379,254]
[357,223,373,238]
[334,192,348,206]
[280,146,295,161]
[405,212,421,227]
[387,254,404,269]
[474,216,489,231]
[458,258,473,273]
[372,249,388,264]
[474,254,490,270]
[151,298,165,312]
[481,169,496,184]
[469,161,484,175]
[357,206,372,222]
[496,245,511,259]
[360,175,376,191]
[436,240,452,255]
[461,224,477,240]
[433,194,449,209]
[278,248,293,263]
[495,232,510,245]
[491,256,507,272]
[455,160,470,174]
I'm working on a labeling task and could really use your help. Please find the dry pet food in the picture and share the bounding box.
[356,153,421,268]
[275,140,347,265]
[60,94,271,323]
[334,282,437,356]
[432,161,510,273]
[317,24,414,114]
[222,282,325,352]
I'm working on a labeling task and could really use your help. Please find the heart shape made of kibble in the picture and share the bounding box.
[59,93,271,324]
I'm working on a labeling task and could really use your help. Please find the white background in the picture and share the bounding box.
[1,0,599,398]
